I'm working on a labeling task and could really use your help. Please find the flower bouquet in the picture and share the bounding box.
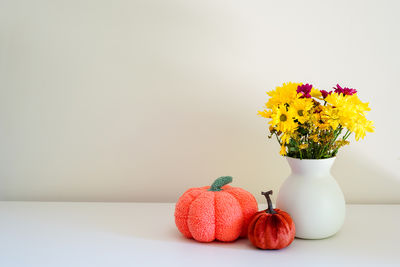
[258,82,374,239]
[258,82,374,159]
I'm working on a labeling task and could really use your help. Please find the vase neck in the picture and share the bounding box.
[286,157,335,177]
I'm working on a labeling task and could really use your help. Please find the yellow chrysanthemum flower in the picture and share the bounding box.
[270,105,298,133]
[321,106,340,130]
[266,82,302,109]
[325,92,347,108]
[347,94,371,115]
[350,116,375,141]
[325,92,373,137]
[291,97,314,124]
[311,112,331,131]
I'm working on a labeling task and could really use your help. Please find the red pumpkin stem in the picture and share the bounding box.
[262,190,277,214]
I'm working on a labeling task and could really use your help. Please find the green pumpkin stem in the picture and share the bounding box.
[262,190,277,214]
[208,176,233,191]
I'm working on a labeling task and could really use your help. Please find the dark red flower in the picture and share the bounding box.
[297,84,313,98]
[320,90,332,98]
[333,84,357,96]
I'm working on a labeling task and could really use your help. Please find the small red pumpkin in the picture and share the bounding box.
[175,176,258,242]
[248,190,295,250]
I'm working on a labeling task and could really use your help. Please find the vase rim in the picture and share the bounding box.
[285,156,336,161]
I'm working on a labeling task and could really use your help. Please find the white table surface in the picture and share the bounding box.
[0,202,399,267]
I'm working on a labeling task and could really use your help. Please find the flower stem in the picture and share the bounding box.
[275,133,282,145]
[318,126,342,158]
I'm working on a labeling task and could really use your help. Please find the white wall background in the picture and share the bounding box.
[0,0,399,203]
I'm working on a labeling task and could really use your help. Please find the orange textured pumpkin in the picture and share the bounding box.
[248,190,295,250]
[175,176,258,242]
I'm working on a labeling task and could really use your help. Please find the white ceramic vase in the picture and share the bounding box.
[276,157,345,239]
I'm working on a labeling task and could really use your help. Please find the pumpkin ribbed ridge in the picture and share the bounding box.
[175,180,258,242]
[247,191,295,249]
